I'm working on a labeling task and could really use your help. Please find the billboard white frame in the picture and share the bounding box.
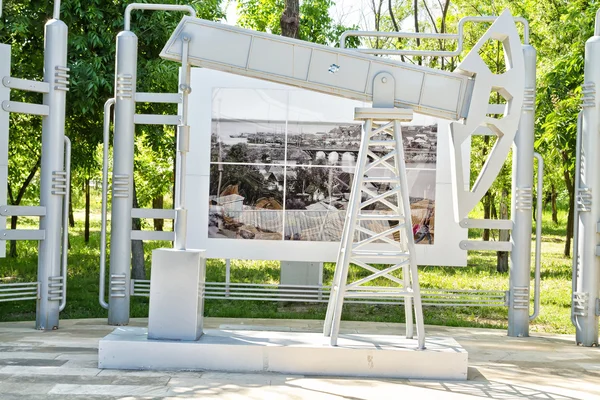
[185,68,467,266]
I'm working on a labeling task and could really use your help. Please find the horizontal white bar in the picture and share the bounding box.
[134,114,181,125]
[487,104,505,115]
[0,296,38,302]
[135,92,182,104]
[0,282,39,288]
[459,218,512,230]
[130,230,174,241]
[131,208,176,219]
[459,240,512,252]
[1,100,49,116]
[0,205,46,217]
[2,76,50,93]
[0,229,45,240]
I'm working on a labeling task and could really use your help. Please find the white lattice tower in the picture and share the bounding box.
[323,105,425,349]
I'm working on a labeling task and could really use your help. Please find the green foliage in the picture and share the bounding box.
[238,0,360,46]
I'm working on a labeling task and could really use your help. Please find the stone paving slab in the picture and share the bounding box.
[0,317,598,399]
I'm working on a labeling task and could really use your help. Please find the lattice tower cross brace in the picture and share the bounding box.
[323,72,426,349]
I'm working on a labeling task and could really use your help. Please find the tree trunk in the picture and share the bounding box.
[551,183,558,224]
[483,192,491,241]
[9,215,17,258]
[152,196,164,231]
[280,0,300,39]
[131,181,146,280]
[413,0,421,65]
[68,185,75,228]
[84,178,90,243]
[497,189,509,273]
[562,151,574,257]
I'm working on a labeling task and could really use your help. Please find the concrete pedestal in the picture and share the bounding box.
[99,327,468,380]
[280,261,323,286]
[148,248,206,341]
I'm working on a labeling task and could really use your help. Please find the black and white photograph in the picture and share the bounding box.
[207,88,438,244]
[284,166,353,242]
[208,164,283,240]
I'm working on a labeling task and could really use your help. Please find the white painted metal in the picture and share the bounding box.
[133,113,180,125]
[0,282,39,302]
[59,136,71,312]
[99,98,114,310]
[508,43,536,338]
[130,230,174,241]
[109,31,138,325]
[163,12,525,222]
[131,208,176,219]
[37,18,68,330]
[459,218,512,230]
[1,230,45,240]
[323,96,425,348]
[2,77,50,93]
[530,152,543,321]
[99,327,468,380]
[124,3,196,31]
[131,280,508,306]
[0,206,46,216]
[174,38,192,251]
[459,240,512,252]
[575,17,600,346]
[0,44,9,258]
[1,100,49,116]
[449,10,525,221]
[135,92,181,103]
[147,249,206,341]
[160,17,471,121]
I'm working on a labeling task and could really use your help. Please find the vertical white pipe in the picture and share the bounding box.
[508,45,536,337]
[36,19,68,330]
[108,31,137,325]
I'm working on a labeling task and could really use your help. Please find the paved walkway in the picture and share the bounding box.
[0,318,598,399]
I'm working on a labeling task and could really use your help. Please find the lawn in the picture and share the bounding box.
[0,203,575,335]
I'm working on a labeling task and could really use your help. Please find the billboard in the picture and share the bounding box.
[186,69,467,266]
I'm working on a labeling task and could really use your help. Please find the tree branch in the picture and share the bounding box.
[15,156,41,205]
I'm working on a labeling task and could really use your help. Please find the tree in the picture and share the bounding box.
[281,0,300,38]
[238,0,360,46]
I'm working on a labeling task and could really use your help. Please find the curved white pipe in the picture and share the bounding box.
[124,3,196,31]
[99,98,115,310]
[59,136,70,312]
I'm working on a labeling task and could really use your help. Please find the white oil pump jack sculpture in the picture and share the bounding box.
[0,1,71,330]
[101,5,541,345]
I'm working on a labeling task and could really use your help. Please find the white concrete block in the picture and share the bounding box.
[280,261,323,287]
[99,327,468,380]
[148,249,206,341]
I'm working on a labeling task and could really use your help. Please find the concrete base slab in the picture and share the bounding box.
[99,327,468,380]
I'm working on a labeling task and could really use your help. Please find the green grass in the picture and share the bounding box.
[0,203,575,334]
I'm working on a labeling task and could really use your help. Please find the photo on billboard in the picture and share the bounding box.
[207,88,438,245]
